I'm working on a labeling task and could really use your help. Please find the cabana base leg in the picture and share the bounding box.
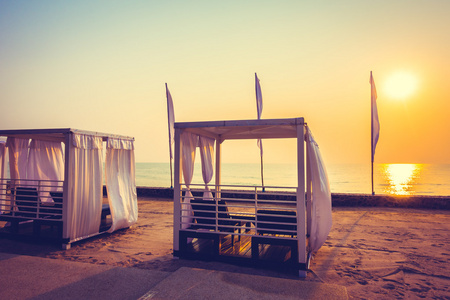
[62,243,71,250]
[298,270,307,278]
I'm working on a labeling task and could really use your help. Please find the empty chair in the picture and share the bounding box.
[14,187,38,218]
[190,199,242,245]
[41,191,64,219]
[256,209,297,237]
[48,191,110,221]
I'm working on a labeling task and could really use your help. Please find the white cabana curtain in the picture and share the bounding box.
[180,131,198,229]
[105,137,138,233]
[198,136,214,200]
[68,134,103,240]
[306,128,332,253]
[6,137,29,186]
[0,142,7,214]
[27,140,64,201]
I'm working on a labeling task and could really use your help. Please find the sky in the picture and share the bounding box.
[1,0,450,165]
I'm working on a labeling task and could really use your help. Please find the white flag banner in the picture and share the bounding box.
[255,73,263,156]
[255,73,263,119]
[166,83,175,159]
[370,72,380,162]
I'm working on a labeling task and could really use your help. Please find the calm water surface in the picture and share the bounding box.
[136,163,450,196]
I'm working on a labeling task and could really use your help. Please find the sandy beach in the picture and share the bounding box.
[0,197,449,299]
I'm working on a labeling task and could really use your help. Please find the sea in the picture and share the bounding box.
[136,163,450,196]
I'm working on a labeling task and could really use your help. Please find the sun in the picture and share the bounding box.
[384,71,419,100]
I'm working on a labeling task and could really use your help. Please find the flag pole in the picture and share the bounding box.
[169,153,173,189]
[371,117,374,195]
[370,71,374,195]
[260,143,265,192]
[166,83,173,189]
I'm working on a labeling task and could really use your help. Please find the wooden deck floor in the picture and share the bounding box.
[186,234,293,263]
[0,216,112,242]
[0,219,62,241]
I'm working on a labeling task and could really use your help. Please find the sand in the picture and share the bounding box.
[0,197,449,299]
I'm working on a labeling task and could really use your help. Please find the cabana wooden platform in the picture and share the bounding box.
[172,118,332,277]
[0,128,138,249]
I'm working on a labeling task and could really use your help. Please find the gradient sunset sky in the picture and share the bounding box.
[1,1,449,164]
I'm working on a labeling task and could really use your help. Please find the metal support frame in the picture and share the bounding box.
[172,127,182,255]
[296,123,308,277]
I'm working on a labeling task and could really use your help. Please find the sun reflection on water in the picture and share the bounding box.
[380,164,423,195]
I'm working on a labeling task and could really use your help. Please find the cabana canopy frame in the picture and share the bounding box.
[172,117,331,277]
[0,128,137,249]
[175,118,301,140]
[0,128,134,142]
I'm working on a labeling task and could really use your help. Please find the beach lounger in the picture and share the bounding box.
[14,187,39,218]
[36,191,63,219]
[0,187,63,236]
[252,209,299,263]
[256,209,297,237]
[190,199,243,246]
[14,188,63,219]
[49,191,111,221]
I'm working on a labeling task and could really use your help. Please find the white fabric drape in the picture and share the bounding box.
[27,140,64,201]
[105,137,138,233]
[68,134,103,240]
[306,128,332,253]
[198,136,214,200]
[0,142,7,214]
[6,137,29,186]
[181,131,198,229]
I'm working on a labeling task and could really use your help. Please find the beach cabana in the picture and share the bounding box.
[0,128,137,249]
[172,118,332,277]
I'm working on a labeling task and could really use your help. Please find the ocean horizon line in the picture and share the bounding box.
[136,162,450,165]
[135,162,450,196]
